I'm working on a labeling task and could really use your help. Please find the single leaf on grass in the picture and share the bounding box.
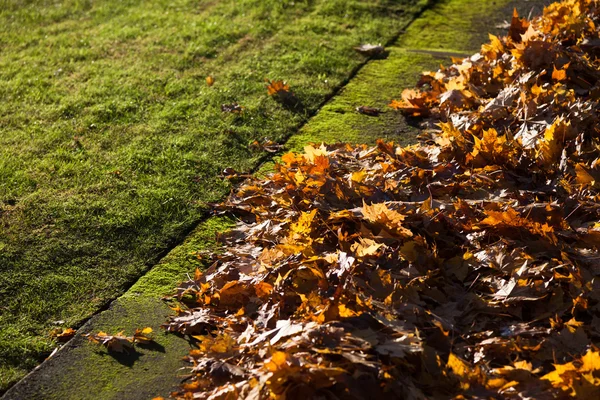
[356,106,381,116]
[266,79,290,96]
[353,43,385,57]
[266,79,298,107]
[221,103,244,113]
[50,327,76,342]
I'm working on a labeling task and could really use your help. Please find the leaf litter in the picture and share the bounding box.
[163,1,600,398]
[86,327,154,354]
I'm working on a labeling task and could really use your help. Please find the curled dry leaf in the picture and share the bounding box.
[86,327,154,353]
[221,103,244,113]
[265,79,290,96]
[50,327,76,342]
[356,106,381,116]
[133,327,154,344]
[265,79,298,106]
[353,43,385,57]
[86,331,135,353]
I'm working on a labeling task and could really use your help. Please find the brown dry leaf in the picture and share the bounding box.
[221,103,244,113]
[508,9,530,43]
[86,331,135,353]
[389,88,431,116]
[51,327,77,342]
[575,163,596,186]
[356,106,381,116]
[353,43,385,57]
[265,79,290,96]
[86,327,154,353]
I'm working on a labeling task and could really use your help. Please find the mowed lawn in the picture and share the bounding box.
[0,0,427,391]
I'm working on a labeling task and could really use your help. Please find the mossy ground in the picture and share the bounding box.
[123,216,235,298]
[0,0,429,391]
[3,217,234,400]
[287,0,551,150]
[285,49,444,150]
[3,296,191,400]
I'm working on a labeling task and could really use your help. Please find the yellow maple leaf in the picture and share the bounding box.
[265,351,290,372]
[350,237,384,257]
[470,128,515,164]
[581,349,600,373]
[537,118,572,168]
[303,144,329,163]
[290,209,318,236]
[481,34,504,60]
[447,353,474,390]
[362,201,412,238]
[351,170,367,184]
[575,163,595,186]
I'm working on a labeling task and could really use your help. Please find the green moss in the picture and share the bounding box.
[3,296,191,400]
[287,0,550,150]
[286,49,443,151]
[65,297,188,400]
[125,217,234,298]
[3,216,233,399]
[397,0,504,51]
[398,0,549,52]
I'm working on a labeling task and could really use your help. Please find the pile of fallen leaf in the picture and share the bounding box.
[164,1,600,398]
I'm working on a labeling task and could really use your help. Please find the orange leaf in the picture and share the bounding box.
[266,79,290,96]
[552,64,568,81]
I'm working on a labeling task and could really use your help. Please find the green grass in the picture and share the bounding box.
[287,0,551,151]
[285,49,442,150]
[0,0,429,391]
